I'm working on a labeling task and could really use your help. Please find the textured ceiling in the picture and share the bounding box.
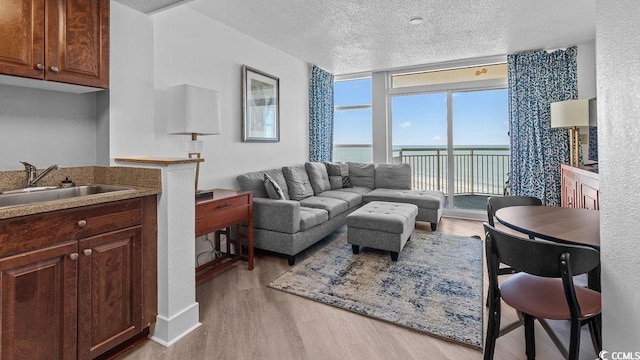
[114,0,191,14]
[117,0,596,75]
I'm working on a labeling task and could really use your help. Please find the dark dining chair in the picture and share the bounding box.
[483,223,602,360]
[485,196,543,335]
[486,195,543,228]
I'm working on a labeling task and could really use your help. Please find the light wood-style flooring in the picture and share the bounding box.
[122,218,598,360]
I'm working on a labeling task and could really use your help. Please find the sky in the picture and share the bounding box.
[334,78,509,147]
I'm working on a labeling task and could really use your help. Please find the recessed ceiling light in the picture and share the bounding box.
[409,17,423,25]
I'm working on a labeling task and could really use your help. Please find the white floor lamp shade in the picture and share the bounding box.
[167,84,221,193]
[550,99,590,167]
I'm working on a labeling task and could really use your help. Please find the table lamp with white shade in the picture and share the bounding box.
[550,99,590,167]
[167,84,221,196]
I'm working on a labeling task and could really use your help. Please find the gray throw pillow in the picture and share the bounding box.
[282,166,314,200]
[305,162,331,194]
[324,162,351,189]
[264,173,285,200]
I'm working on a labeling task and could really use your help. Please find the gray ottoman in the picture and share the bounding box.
[363,188,445,231]
[346,201,418,261]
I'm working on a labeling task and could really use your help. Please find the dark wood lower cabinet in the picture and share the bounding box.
[78,227,142,360]
[0,241,78,360]
[0,196,157,360]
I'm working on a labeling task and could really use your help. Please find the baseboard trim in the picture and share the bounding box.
[150,302,201,347]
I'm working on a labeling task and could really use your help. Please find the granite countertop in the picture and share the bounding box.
[0,166,162,220]
[0,185,159,220]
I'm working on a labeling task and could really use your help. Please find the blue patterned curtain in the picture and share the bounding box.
[309,64,334,162]
[508,47,577,206]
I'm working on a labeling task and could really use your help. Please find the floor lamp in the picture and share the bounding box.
[550,99,590,167]
[167,84,221,196]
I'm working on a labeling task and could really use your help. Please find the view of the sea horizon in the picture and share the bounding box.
[333,77,510,198]
[333,78,509,163]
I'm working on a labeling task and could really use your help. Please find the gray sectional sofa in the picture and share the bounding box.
[236,162,444,265]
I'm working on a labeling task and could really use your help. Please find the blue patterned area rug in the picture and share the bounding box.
[268,230,483,350]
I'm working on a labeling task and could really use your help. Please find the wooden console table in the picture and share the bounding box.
[195,189,254,281]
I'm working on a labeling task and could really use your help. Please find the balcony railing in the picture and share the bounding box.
[395,147,510,195]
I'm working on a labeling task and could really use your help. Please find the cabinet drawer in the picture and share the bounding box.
[0,199,142,257]
[195,196,250,237]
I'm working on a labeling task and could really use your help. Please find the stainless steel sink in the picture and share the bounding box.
[0,185,135,208]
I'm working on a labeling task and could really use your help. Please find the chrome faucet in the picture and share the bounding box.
[20,161,60,187]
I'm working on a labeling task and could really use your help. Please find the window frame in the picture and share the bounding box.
[333,75,373,162]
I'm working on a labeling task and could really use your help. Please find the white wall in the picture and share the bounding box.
[0,0,157,171]
[152,6,310,190]
[0,85,98,170]
[596,0,640,351]
[577,41,597,99]
[105,1,156,162]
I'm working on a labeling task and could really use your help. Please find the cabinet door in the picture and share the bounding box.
[0,241,78,360]
[581,183,600,210]
[0,0,46,79]
[77,226,142,360]
[46,0,109,88]
[561,173,579,208]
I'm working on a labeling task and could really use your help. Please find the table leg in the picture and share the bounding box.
[588,264,601,292]
[248,222,254,271]
[233,224,240,257]
[214,231,221,252]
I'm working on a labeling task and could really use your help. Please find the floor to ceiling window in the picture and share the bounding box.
[333,77,372,162]
[390,63,508,214]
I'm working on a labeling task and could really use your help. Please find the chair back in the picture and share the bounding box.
[484,222,600,279]
[486,195,542,226]
[483,223,602,359]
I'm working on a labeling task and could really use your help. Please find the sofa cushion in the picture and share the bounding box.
[317,190,363,209]
[237,168,290,199]
[299,207,329,231]
[334,186,372,196]
[282,165,314,200]
[375,163,412,190]
[347,162,375,188]
[325,162,352,189]
[299,196,349,218]
[264,174,285,200]
[305,162,331,194]
[364,188,445,210]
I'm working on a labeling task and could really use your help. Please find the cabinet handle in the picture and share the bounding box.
[50,65,60,73]
[36,63,45,70]
[77,220,87,228]
[217,204,232,209]
[83,249,92,256]
[69,253,79,261]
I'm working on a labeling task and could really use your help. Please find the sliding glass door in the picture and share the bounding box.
[391,88,508,213]
[451,89,509,210]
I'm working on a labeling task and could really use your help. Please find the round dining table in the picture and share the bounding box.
[495,205,600,249]
[495,205,601,291]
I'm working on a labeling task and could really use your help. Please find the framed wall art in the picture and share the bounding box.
[242,65,280,142]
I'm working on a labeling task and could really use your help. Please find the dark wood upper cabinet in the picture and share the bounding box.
[0,0,109,88]
[0,0,46,79]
